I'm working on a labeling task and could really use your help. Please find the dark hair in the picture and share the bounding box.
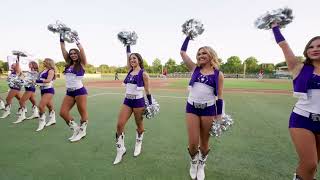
[29,61,39,72]
[129,53,144,69]
[303,36,320,66]
[65,48,83,72]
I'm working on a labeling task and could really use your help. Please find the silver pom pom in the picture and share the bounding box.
[7,74,24,89]
[12,50,27,57]
[254,7,294,30]
[210,114,234,137]
[182,19,205,39]
[63,30,79,43]
[21,71,38,88]
[117,31,138,46]
[47,20,71,33]
[48,20,79,43]
[143,96,160,119]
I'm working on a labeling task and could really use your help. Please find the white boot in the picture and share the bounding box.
[113,132,126,165]
[13,107,26,124]
[68,120,79,140]
[0,105,11,118]
[70,121,87,142]
[0,100,5,110]
[45,110,56,126]
[197,150,209,180]
[26,105,39,119]
[292,173,303,180]
[36,114,46,132]
[16,107,27,115]
[189,149,199,180]
[133,131,144,157]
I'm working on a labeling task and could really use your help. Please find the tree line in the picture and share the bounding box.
[0,55,304,75]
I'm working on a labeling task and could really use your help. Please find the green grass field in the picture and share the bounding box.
[0,78,303,180]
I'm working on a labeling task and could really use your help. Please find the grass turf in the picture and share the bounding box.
[0,81,301,179]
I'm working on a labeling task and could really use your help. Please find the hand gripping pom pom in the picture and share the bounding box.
[48,20,79,43]
[143,95,160,119]
[254,7,294,30]
[182,19,205,39]
[117,31,138,46]
[210,114,234,137]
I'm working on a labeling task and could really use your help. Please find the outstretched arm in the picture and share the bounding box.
[180,36,196,72]
[271,23,303,78]
[60,34,69,61]
[76,40,88,66]
[126,45,131,70]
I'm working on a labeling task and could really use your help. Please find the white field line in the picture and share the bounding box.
[88,92,187,99]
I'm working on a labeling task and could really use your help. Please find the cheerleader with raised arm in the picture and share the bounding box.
[113,45,153,165]
[59,34,88,142]
[180,35,224,180]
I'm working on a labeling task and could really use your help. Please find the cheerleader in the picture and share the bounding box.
[13,61,39,124]
[0,63,22,118]
[113,45,152,164]
[59,34,88,142]
[35,58,56,132]
[180,36,224,180]
[272,23,320,180]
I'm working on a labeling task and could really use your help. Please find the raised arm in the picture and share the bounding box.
[271,24,303,78]
[15,62,22,75]
[76,40,88,66]
[60,34,69,61]
[126,45,132,70]
[180,36,197,72]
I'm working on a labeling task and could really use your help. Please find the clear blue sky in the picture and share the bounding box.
[0,0,319,66]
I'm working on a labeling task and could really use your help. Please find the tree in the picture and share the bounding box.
[262,64,275,74]
[176,61,189,72]
[38,59,44,71]
[222,56,242,73]
[244,56,259,74]
[84,64,96,73]
[55,61,66,73]
[0,60,7,74]
[152,58,162,74]
[98,64,109,73]
[165,58,177,73]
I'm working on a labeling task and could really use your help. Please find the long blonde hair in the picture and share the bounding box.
[197,46,219,70]
[43,58,57,79]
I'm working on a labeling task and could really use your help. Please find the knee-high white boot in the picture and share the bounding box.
[0,104,11,118]
[188,149,199,180]
[36,113,46,132]
[113,132,126,165]
[67,120,79,140]
[133,131,144,157]
[45,110,56,126]
[13,107,26,124]
[70,121,87,142]
[26,105,39,119]
[197,150,210,180]
[0,100,5,110]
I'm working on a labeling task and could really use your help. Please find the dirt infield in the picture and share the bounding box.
[85,79,292,95]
